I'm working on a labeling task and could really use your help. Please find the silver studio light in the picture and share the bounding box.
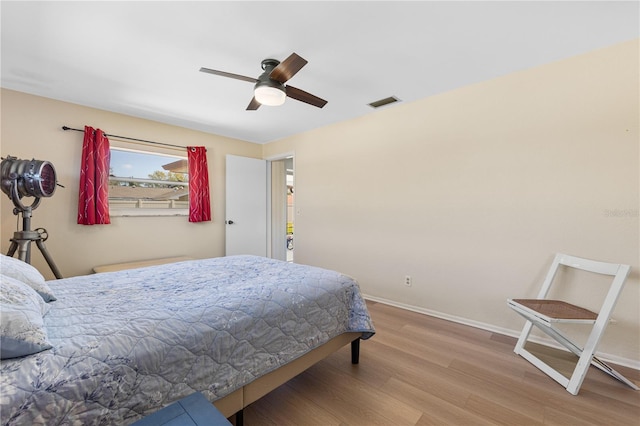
[1,156,63,278]
[1,156,57,203]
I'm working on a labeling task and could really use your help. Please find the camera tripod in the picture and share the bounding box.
[6,203,63,279]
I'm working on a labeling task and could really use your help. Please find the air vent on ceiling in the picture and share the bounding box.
[368,96,401,109]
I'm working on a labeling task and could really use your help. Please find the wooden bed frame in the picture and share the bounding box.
[214,332,361,425]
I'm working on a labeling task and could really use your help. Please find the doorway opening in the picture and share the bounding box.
[285,157,294,262]
[269,155,294,262]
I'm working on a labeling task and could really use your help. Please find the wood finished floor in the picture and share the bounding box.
[238,301,640,426]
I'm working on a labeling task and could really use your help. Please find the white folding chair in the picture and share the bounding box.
[507,253,638,395]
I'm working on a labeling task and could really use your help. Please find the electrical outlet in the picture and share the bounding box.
[404,275,412,287]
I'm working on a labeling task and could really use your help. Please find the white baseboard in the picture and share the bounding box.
[363,294,640,371]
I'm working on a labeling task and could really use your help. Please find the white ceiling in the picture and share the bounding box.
[1,1,638,144]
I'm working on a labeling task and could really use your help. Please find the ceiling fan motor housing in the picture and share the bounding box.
[255,59,286,105]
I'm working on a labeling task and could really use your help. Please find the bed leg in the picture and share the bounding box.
[235,409,243,426]
[351,338,360,364]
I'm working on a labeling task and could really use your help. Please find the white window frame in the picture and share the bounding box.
[108,147,189,217]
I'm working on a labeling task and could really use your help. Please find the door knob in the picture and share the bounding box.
[226,220,234,224]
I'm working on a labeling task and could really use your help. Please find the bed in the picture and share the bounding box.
[0,254,375,425]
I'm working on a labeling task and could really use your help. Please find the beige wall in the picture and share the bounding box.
[0,89,262,277]
[264,39,640,365]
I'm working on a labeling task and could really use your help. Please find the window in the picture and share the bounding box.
[108,147,188,216]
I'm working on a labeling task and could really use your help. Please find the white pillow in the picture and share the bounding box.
[0,254,56,302]
[0,274,53,359]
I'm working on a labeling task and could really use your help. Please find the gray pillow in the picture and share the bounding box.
[0,254,56,302]
[0,274,53,359]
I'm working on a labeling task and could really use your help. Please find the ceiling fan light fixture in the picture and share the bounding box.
[254,81,286,106]
[201,53,325,110]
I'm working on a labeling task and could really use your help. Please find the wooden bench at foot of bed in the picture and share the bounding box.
[213,332,362,422]
[93,256,194,273]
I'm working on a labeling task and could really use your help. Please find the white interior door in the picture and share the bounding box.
[225,155,267,256]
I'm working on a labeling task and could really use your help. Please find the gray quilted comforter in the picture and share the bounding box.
[0,255,374,425]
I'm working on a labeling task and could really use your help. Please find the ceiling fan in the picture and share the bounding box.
[200,52,327,110]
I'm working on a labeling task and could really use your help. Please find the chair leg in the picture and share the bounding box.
[517,346,571,389]
[513,320,534,355]
[566,305,633,394]
[591,357,640,390]
[567,350,593,395]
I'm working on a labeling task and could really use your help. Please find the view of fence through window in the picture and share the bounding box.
[108,148,189,213]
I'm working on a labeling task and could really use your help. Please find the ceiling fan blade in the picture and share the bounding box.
[246,97,261,110]
[286,85,327,108]
[270,53,308,83]
[199,67,257,83]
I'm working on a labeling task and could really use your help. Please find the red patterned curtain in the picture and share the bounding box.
[187,146,211,222]
[77,126,111,225]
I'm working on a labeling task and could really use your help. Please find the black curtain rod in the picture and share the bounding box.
[62,126,190,151]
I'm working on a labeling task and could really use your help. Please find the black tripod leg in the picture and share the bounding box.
[35,239,63,279]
